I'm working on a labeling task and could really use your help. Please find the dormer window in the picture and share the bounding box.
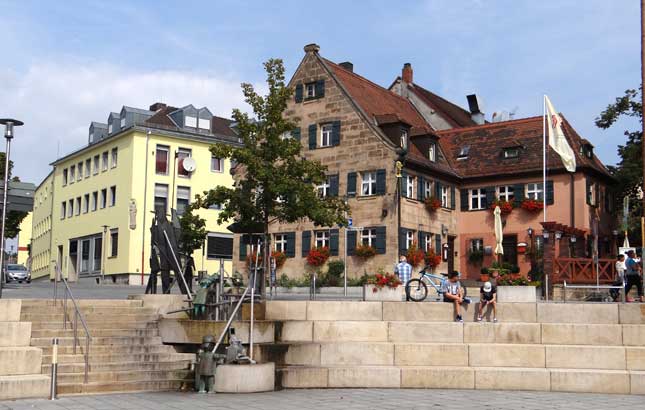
[120,117,126,128]
[400,130,408,150]
[503,147,520,159]
[457,146,470,160]
[581,144,593,159]
[185,116,197,128]
[198,117,210,130]
[429,142,436,162]
[306,82,316,99]
[108,124,113,134]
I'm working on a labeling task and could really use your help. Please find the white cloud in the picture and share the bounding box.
[0,61,260,183]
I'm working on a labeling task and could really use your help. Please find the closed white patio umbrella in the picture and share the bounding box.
[494,206,504,259]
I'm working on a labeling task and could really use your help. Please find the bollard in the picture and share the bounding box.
[50,338,58,400]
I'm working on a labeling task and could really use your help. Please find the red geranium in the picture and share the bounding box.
[366,272,402,291]
[424,197,441,212]
[271,251,287,269]
[306,246,330,267]
[521,199,544,213]
[406,242,425,268]
[354,244,377,259]
[424,250,442,268]
[490,199,514,215]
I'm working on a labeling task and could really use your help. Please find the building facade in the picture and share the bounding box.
[31,103,239,283]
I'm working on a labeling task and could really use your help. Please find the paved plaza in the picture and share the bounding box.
[0,389,642,410]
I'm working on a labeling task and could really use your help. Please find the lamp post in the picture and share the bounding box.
[0,119,23,299]
[101,225,108,284]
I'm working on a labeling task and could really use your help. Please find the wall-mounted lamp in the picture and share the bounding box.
[542,231,550,239]
[527,227,533,237]
[441,224,449,237]
[612,230,619,236]
[555,231,562,240]
[570,236,577,243]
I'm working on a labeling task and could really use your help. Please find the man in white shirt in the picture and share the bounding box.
[616,254,626,281]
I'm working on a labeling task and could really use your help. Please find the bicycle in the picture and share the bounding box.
[405,266,467,302]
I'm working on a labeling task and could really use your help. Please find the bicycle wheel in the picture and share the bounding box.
[406,279,428,302]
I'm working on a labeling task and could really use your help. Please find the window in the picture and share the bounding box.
[69,165,76,183]
[85,159,91,178]
[91,191,98,211]
[61,202,66,219]
[77,162,83,180]
[320,123,332,147]
[498,185,515,202]
[93,155,100,175]
[274,234,287,253]
[470,188,486,210]
[198,117,210,130]
[111,148,118,168]
[503,147,519,159]
[110,229,118,257]
[424,180,433,199]
[470,238,483,252]
[406,231,415,250]
[83,194,89,213]
[441,186,449,208]
[405,175,415,199]
[68,199,74,218]
[154,184,168,214]
[76,197,81,215]
[208,203,222,211]
[315,231,330,248]
[423,233,433,252]
[457,146,470,160]
[400,130,408,149]
[93,237,102,271]
[526,183,543,200]
[177,148,192,177]
[102,151,109,171]
[100,189,107,209]
[62,169,68,186]
[120,117,126,129]
[361,228,376,247]
[109,186,116,207]
[176,186,190,215]
[317,178,330,198]
[185,116,197,128]
[211,156,223,172]
[306,82,316,99]
[361,171,376,196]
[588,182,596,206]
[108,123,113,134]
[429,142,436,162]
[156,145,169,175]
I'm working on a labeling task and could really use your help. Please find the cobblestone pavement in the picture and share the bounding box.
[0,389,642,410]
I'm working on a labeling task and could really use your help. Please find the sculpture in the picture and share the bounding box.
[194,335,220,393]
[146,209,188,295]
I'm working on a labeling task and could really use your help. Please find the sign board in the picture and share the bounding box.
[0,181,35,213]
[347,218,353,227]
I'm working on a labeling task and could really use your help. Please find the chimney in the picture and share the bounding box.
[303,43,320,54]
[466,94,485,125]
[339,61,353,72]
[149,102,167,112]
[402,63,413,83]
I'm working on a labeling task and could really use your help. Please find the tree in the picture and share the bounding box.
[178,205,207,256]
[0,152,28,239]
[192,59,349,292]
[595,87,642,244]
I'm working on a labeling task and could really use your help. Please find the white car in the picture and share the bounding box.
[5,264,31,284]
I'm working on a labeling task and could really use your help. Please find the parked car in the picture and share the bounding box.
[4,264,31,284]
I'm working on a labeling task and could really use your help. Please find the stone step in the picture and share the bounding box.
[20,299,144,308]
[0,321,32,347]
[0,374,50,400]
[43,359,192,374]
[56,368,192,384]
[30,320,159,330]
[0,347,43,376]
[42,352,194,365]
[0,300,22,321]
[39,344,175,356]
[277,365,644,394]
[31,328,160,339]
[31,336,163,347]
[20,305,157,315]
[21,313,160,323]
[57,378,190,395]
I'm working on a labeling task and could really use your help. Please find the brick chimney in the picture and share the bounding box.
[339,61,353,72]
[402,63,413,83]
[149,102,167,112]
[303,43,320,54]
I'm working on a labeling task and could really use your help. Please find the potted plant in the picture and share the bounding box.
[496,272,537,302]
[468,248,484,265]
[509,264,521,280]
[480,267,490,282]
[354,243,377,259]
[489,199,514,215]
[306,246,330,267]
[424,196,441,212]
[424,250,442,270]
[520,199,544,213]
[363,269,403,301]
[406,242,425,268]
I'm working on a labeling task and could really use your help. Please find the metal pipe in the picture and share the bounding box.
[563,280,567,303]
[73,311,78,354]
[622,279,626,304]
[545,273,549,302]
[211,285,250,354]
[0,136,11,298]
[249,238,260,362]
[162,230,192,301]
[84,336,90,384]
[49,338,58,400]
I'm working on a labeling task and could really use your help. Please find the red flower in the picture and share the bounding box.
[306,246,330,267]
[490,200,514,215]
[406,242,425,268]
[424,250,442,268]
[424,197,441,212]
[520,199,544,213]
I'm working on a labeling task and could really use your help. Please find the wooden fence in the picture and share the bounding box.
[552,257,616,284]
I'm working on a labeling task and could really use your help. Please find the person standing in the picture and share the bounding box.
[625,250,644,303]
[394,255,412,301]
[615,254,626,281]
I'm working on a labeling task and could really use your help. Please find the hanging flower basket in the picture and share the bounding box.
[406,242,425,268]
[490,200,514,215]
[424,197,441,212]
[306,246,330,267]
[424,250,442,268]
[520,199,544,213]
[246,252,263,268]
[271,251,287,269]
[354,244,377,259]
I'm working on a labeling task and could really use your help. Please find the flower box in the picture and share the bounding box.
[424,197,441,212]
[489,200,514,215]
[520,199,544,213]
[496,286,537,302]
[363,284,404,301]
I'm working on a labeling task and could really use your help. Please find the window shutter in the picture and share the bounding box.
[347,172,357,197]
[329,229,339,256]
[460,189,469,211]
[347,230,357,256]
[301,231,311,257]
[586,178,592,205]
[376,169,386,195]
[450,186,456,210]
[435,235,442,254]
[513,184,524,206]
[546,180,554,205]
[308,124,317,150]
[435,181,442,199]
[400,172,407,198]
[238,235,247,261]
[594,183,600,208]
[374,226,386,254]
[285,232,295,258]
[315,79,325,98]
[331,120,341,146]
[329,174,339,197]
[417,231,425,250]
[604,189,610,212]
[484,187,495,208]
[417,176,425,201]
[399,228,407,254]
[295,84,303,103]
[291,127,301,141]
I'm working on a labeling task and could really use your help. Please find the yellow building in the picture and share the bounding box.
[31,102,238,284]
[16,212,33,266]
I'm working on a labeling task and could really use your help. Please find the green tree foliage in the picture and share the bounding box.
[178,205,207,256]
[0,152,28,239]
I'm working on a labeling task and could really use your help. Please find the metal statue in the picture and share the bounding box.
[146,208,189,295]
[194,335,222,393]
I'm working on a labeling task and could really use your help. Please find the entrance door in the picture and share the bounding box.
[502,235,518,266]
[447,236,456,274]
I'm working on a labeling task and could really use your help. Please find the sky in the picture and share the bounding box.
[0,0,641,185]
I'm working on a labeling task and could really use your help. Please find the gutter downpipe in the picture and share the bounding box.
[140,130,151,285]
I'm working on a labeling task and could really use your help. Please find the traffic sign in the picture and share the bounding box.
[347,218,353,227]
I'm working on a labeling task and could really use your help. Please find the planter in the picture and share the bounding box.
[363,285,404,301]
[497,286,537,303]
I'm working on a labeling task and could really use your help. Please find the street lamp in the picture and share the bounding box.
[101,225,109,284]
[0,119,23,299]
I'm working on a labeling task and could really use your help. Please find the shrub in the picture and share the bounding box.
[468,249,484,265]
[424,197,441,212]
[521,199,544,213]
[324,260,345,287]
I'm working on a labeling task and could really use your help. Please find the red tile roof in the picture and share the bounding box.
[406,82,477,128]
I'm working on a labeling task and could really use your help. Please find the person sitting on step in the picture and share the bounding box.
[441,271,468,322]
[477,281,497,322]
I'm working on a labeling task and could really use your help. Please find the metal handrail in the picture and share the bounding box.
[211,285,250,354]
[562,280,626,304]
[53,262,92,383]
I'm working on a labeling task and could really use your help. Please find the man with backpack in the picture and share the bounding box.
[625,250,644,303]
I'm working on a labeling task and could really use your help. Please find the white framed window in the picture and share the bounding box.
[185,116,197,128]
[470,238,483,252]
[406,231,415,250]
[68,199,74,218]
[198,117,210,130]
[320,123,332,147]
[102,151,109,171]
[91,191,97,212]
[85,159,91,178]
[504,147,519,158]
[109,186,116,207]
[154,184,168,214]
[156,145,169,175]
[108,123,113,134]
[111,148,118,168]
[526,183,543,200]
[69,166,75,183]
[361,171,376,196]
[406,175,415,199]
[61,202,66,219]
[93,155,100,175]
[177,148,192,178]
[498,185,515,202]
[423,233,433,253]
[120,117,126,129]
[441,186,449,208]
[211,156,223,172]
[429,142,436,162]
[110,229,118,257]
[306,83,316,99]
[77,162,83,180]
[83,194,89,213]
[62,169,68,186]
[176,186,190,215]
[470,188,486,210]
[424,180,433,199]
[588,183,596,206]
[317,178,330,198]
[315,231,330,248]
[274,234,287,253]
[100,189,107,209]
[361,228,376,247]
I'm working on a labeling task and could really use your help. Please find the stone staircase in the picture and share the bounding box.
[20,299,194,395]
[260,300,645,394]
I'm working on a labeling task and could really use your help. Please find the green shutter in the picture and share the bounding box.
[513,184,524,206]
[484,187,495,208]
[301,231,311,257]
[594,183,600,208]
[291,127,301,141]
[435,235,442,254]
[329,229,339,256]
[546,180,554,205]
[375,226,386,254]
[308,124,317,150]
[399,228,407,254]
[417,231,425,250]
[586,178,592,205]
[347,230,357,256]
[460,189,469,211]
[285,232,295,258]
[238,235,247,261]
[331,120,341,146]
[450,186,456,210]
[329,174,339,197]
[435,181,442,200]
[418,176,425,201]
[401,172,407,198]
[315,79,325,98]
[347,172,357,197]
[376,169,386,195]
[295,84,303,103]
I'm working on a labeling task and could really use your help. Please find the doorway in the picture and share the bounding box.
[502,235,518,266]
[447,236,456,274]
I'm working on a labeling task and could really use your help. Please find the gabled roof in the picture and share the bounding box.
[145,105,237,139]
[436,116,611,180]
[406,82,477,128]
